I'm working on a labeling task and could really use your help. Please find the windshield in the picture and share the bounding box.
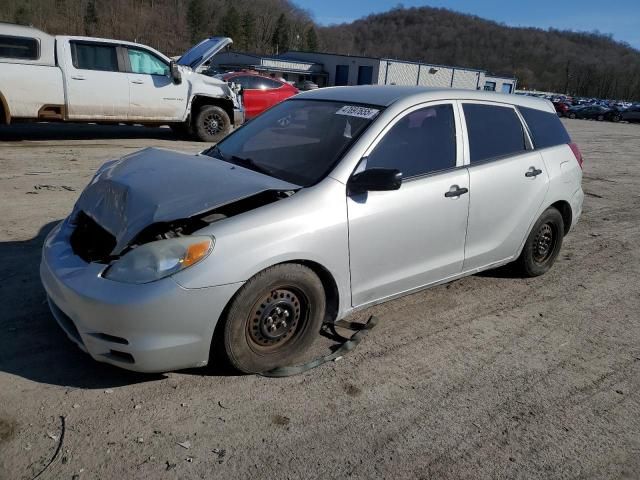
[205,100,380,186]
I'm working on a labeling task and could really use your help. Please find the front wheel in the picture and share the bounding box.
[597,114,604,121]
[222,264,326,373]
[193,105,231,142]
[569,113,576,119]
[516,208,564,277]
[611,115,621,122]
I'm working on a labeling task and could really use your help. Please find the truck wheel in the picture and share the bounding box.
[222,264,325,374]
[194,105,231,142]
[516,208,564,277]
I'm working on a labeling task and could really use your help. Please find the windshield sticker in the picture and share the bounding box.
[336,105,380,119]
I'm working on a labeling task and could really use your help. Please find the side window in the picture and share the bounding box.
[0,35,39,60]
[518,106,571,149]
[71,42,118,72]
[366,104,457,178]
[127,48,169,76]
[463,103,527,164]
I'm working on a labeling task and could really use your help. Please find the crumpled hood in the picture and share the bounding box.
[74,147,299,254]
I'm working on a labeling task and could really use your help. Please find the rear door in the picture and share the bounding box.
[64,40,129,119]
[125,46,188,121]
[461,101,550,271]
[347,102,469,306]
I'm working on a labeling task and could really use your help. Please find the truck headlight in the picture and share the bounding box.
[104,236,213,284]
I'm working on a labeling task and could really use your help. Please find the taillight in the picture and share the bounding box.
[569,142,583,169]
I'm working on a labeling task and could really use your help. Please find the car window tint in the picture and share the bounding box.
[463,103,526,163]
[0,35,39,60]
[366,104,457,178]
[72,42,118,71]
[127,48,169,75]
[518,106,571,149]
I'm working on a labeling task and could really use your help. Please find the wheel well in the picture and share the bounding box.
[294,260,340,324]
[550,201,572,235]
[190,96,234,125]
[0,92,9,125]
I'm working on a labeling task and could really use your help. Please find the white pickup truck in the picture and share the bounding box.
[0,23,244,141]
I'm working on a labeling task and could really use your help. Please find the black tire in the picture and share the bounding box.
[611,115,621,122]
[222,264,325,373]
[193,105,231,142]
[597,114,604,121]
[516,208,564,277]
[569,113,576,119]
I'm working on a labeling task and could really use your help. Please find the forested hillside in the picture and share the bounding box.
[318,6,640,100]
[2,2,639,100]
[0,0,318,56]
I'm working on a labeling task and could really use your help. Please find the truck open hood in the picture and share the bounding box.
[177,37,233,70]
[74,148,299,255]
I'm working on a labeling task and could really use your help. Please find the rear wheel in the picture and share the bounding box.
[516,208,564,277]
[597,114,604,121]
[569,113,576,119]
[222,264,325,373]
[611,114,621,122]
[193,105,231,142]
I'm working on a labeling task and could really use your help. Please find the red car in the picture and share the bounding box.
[222,72,298,119]
[554,102,571,117]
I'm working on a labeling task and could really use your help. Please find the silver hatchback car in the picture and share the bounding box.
[41,86,584,373]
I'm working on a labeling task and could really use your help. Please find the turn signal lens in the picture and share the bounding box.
[182,240,212,267]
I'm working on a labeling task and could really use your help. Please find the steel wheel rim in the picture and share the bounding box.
[203,113,223,135]
[246,287,308,352]
[532,223,556,264]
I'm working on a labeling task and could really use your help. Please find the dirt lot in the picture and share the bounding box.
[0,119,639,479]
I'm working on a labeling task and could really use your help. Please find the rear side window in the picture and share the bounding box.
[0,35,39,60]
[71,42,119,72]
[463,103,526,163]
[518,106,571,149]
[366,104,457,178]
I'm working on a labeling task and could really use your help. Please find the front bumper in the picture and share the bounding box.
[233,107,244,126]
[40,220,243,373]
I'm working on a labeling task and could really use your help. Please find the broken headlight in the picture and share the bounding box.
[103,236,213,284]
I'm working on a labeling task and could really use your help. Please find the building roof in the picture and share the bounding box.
[295,85,552,112]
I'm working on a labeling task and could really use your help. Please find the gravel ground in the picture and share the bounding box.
[0,120,639,480]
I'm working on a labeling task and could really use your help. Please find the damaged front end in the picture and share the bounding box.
[68,147,299,265]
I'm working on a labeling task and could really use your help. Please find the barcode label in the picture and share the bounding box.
[336,105,380,119]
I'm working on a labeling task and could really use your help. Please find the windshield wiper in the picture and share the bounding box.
[230,156,274,177]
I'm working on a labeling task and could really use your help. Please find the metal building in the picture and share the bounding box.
[211,50,517,93]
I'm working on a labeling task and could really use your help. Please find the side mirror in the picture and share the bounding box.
[348,168,402,194]
[170,61,182,85]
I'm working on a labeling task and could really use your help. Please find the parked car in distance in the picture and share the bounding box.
[554,102,571,116]
[220,72,298,119]
[41,86,583,374]
[566,104,618,121]
[295,79,319,91]
[0,24,244,141]
[618,104,640,122]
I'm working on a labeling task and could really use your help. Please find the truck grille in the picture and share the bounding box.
[70,211,116,263]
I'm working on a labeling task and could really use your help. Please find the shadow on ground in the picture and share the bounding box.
[0,221,169,389]
[0,123,182,142]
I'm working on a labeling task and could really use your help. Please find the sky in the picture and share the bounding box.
[294,0,640,50]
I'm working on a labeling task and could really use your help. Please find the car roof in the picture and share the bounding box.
[296,85,555,113]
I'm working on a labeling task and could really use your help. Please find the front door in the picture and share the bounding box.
[460,102,550,270]
[125,47,188,121]
[64,40,129,120]
[347,102,470,306]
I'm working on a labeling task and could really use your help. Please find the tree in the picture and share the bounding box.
[240,11,256,51]
[187,0,207,44]
[84,1,98,36]
[305,26,318,51]
[14,5,31,26]
[219,4,241,40]
[271,13,290,54]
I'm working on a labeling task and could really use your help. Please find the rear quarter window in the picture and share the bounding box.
[0,35,39,60]
[463,103,527,164]
[518,106,571,149]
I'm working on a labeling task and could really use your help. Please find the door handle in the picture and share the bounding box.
[71,75,85,80]
[444,186,469,198]
[525,167,543,177]
[131,80,145,84]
